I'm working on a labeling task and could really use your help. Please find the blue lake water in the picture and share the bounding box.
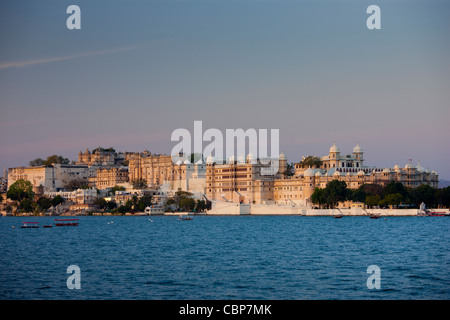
[0,215,448,300]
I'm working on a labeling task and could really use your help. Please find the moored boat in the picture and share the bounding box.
[427,211,450,217]
[21,222,39,228]
[54,219,79,226]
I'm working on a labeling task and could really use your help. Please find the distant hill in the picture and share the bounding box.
[439,180,450,188]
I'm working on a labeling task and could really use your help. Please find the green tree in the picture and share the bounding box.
[18,198,34,213]
[7,179,34,201]
[380,193,403,207]
[37,196,52,211]
[30,155,70,166]
[365,195,382,207]
[195,199,207,212]
[93,197,107,209]
[51,195,64,206]
[105,201,117,211]
[384,181,408,199]
[349,187,367,203]
[29,158,44,166]
[435,187,450,208]
[299,156,323,168]
[409,184,437,207]
[310,187,326,208]
[136,193,153,212]
[43,155,69,165]
[361,184,384,197]
[323,180,348,208]
[180,198,195,211]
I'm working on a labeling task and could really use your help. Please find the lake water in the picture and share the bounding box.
[0,215,448,300]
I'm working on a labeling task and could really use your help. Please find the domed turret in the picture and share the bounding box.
[330,143,340,153]
[353,143,363,154]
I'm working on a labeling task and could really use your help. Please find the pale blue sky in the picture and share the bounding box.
[1,0,449,178]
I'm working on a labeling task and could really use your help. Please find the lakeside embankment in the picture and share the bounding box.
[3,206,449,217]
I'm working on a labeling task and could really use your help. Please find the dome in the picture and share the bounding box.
[237,154,245,163]
[279,152,287,160]
[195,159,203,165]
[175,160,182,165]
[229,155,235,163]
[329,143,340,153]
[247,152,256,163]
[315,171,322,177]
[357,170,365,175]
[353,144,363,153]
[206,154,215,164]
[184,159,191,164]
[393,164,400,170]
[405,163,415,169]
[383,168,390,173]
[304,167,315,177]
[333,170,341,176]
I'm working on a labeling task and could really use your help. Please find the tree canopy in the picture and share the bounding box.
[311,180,450,209]
[7,179,34,201]
[299,156,323,168]
[29,155,70,166]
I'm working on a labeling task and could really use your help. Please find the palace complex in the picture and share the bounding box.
[6,143,439,207]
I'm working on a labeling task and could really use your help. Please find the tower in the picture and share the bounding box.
[329,143,341,168]
[352,143,364,168]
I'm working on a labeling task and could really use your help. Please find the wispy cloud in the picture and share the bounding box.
[0,46,140,70]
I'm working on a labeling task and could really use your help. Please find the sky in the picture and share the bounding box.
[0,0,449,179]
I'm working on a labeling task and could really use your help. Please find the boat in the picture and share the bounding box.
[369,214,381,219]
[21,222,39,228]
[54,219,79,226]
[333,214,343,219]
[178,215,193,221]
[428,211,450,217]
[42,225,53,228]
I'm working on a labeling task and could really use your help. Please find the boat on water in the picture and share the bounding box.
[369,214,381,219]
[21,222,39,228]
[42,225,53,228]
[54,219,79,226]
[333,215,343,219]
[427,211,450,217]
[178,215,193,221]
